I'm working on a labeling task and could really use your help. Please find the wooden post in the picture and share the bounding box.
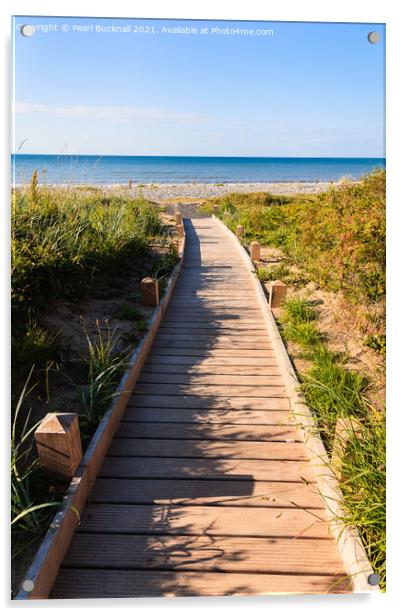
[269,280,287,308]
[250,241,261,262]
[175,212,183,225]
[213,204,219,216]
[141,277,159,306]
[176,223,184,237]
[35,413,82,479]
[332,417,362,480]
[236,225,244,238]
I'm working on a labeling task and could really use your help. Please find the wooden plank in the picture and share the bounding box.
[61,534,343,575]
[168,303,261,309]
[99,457,316,482]
[115,422,302,442]
[163,316,264,324]
[77,504,329,538]
[51,568,351,598]
[153,338,273,350]
[174,286,255,293]
[174,283,256,290]
[89,477,324,509]
[154,333,272,343]
[160,324,267,331]
[108,439,308,460]
[128,395,290,410]
[134,384,286,398]
[122,407,296,425]
[142,364,282,376]
[147,349,278,370]
[171,298,258,304]
[173,293,257,299]
[152,342,274,350]
[164,311,264,319]
[137,374,284,386]
[149,349,277,358]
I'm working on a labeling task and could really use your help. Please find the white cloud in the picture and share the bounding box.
[14,101,205,125]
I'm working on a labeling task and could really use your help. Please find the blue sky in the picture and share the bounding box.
[12,17,385,157]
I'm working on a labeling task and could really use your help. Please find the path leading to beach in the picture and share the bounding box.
[51,218,350,598]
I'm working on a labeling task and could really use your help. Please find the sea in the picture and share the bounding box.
[12,155,385,185]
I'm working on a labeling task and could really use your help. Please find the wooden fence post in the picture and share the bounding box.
[269,280,287,308]
[141,277,159,306]
[213,204,219,216]
[35,413,82,479]
[250,241,261,262]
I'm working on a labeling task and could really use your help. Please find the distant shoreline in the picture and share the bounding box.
[14,180,358,201]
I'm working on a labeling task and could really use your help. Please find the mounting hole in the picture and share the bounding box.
[367,573,381,586]
[20,24,35,37]
[22,579,35,592]
[367,31,380,44]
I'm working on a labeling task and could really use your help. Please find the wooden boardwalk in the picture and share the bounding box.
[51,218,350,598]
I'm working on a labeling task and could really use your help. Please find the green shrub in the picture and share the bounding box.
[214,170,385,305]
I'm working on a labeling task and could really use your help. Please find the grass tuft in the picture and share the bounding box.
[79,321,129,440]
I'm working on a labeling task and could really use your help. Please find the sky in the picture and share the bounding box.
[12,17,385,157]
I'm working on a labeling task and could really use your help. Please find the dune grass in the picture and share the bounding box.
[278,297,385,589]
[12,183,162,313]
[12,180,165,394]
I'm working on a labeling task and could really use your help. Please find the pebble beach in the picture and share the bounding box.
[97,180,351,202]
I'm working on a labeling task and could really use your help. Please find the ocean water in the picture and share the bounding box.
[12,155,385,185]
